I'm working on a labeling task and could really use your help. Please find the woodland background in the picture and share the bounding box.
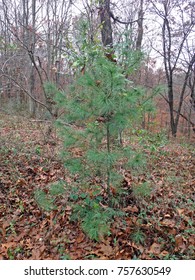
[0,0,195,260]
[0,0,195,138]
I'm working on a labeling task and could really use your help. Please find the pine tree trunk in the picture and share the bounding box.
[106,122,112,205]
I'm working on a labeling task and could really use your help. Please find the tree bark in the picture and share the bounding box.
[136,0,144,50]
[99,0,113,47]
[29,0,37,117]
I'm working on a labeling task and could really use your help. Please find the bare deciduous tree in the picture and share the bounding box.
[0,0,71,118]
[150,0,195,137]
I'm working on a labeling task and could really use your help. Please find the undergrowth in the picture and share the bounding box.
[0,114,195,259]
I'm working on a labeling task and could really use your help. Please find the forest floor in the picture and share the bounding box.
[0,114,195,260]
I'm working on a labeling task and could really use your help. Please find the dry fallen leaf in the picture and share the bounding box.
[1,242,16,258]
[99,244,113,257]
[164,214,171,218]
[160,219,175,228]
[176,208,185,216]
[1,242,16,250]
[148,243,161,255]
[16,178,27,186]
[123,205,139,213]
[76,232,85,244]
[160,250,169,257]
[130,242,144,253]
[174,234,187,253]
[65,205,72,211]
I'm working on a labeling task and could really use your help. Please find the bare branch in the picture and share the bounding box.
[109,10,144,26]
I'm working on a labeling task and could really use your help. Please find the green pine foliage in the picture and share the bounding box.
[34,181,65,212]
[34,189,56,212]
[46,41,154,201]
[42,33,155,239]
[71,194,124,241]
[53,51,148,202]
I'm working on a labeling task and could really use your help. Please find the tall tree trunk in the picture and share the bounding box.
[167,86,177,137]
[136,0,144,50]
[29,0,37,117]
[29,65,36,116]
[99,0,113,47]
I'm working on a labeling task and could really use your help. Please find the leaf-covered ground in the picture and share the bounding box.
[0,114,195,260]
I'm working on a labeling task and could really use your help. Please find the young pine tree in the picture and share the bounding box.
[50,46,148,206]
